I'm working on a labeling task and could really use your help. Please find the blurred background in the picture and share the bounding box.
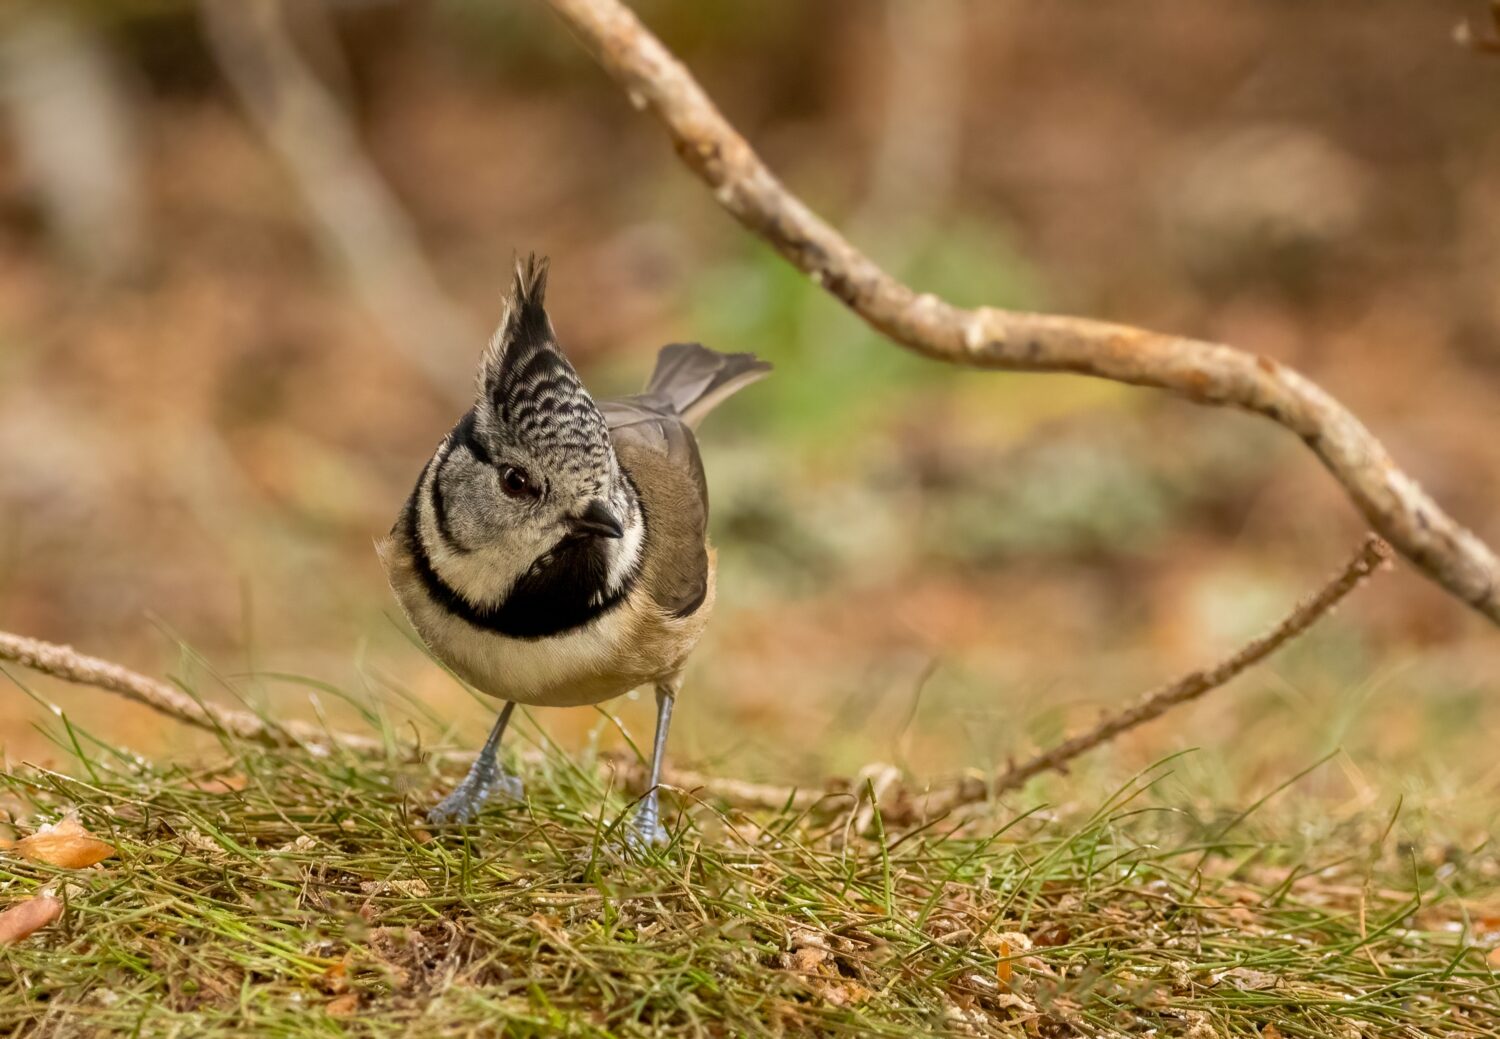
[2,0,1498,810]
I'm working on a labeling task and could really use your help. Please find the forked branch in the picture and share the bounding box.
[542,0,1500,628]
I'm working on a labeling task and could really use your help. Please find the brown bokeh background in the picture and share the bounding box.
[2,1,1498,804]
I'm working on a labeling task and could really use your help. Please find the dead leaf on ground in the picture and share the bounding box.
[326,992,359,1016]
[983,930,1045,976]
[0,894,63,945]
[15,818,115,869]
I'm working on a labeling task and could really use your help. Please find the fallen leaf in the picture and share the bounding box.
[991,991,1038,1014]
[527,912,566,945]
[0,894,63,944]
[779,927,869,1006]
[15,819,115,869]
[1488,947,1500,967]
[1263,1025,1284,1039]
[326,993,359,1017]
[1185,1014,1222,1039]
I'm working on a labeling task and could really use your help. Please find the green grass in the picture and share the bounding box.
[3,702,1499,1039]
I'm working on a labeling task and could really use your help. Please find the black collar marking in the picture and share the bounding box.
[403,479,643,642]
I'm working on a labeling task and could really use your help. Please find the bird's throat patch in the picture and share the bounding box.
[404,495,640,640]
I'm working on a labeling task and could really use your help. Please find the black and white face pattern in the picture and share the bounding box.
[403,258,645,639]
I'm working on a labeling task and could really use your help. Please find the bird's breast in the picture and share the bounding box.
[389,556,706,706]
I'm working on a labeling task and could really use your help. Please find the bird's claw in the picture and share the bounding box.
[427,770,523,825]
[624,794,669,852]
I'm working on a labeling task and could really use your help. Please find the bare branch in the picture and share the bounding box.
[543,0,1500,628]
[0,624,827,805]
[601,753,835,814]
[0,630,383,754]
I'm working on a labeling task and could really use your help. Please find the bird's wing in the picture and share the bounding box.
[603,397,711,618]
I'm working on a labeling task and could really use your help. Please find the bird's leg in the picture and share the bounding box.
[428,701,523,824]
[631,678,679,847]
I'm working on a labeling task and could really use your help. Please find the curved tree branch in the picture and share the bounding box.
[543,0,1500,627]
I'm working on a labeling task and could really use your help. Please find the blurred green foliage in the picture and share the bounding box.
[686,218,1045,446]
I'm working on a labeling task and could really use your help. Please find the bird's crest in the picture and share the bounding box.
[477,255,615,486]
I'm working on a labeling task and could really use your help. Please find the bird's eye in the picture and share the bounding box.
[500,465,537,499]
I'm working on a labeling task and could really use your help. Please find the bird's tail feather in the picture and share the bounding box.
[645,343,771,429]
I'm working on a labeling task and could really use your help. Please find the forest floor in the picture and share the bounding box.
[3,700,1498,1039]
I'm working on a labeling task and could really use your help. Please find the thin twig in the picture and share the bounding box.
[0,632,819,797]
[600,753,836,813]
[980,534,1392,799]
[542,0,1500,628]
[0,630,382,753]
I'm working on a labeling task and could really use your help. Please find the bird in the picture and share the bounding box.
[378,254,769,844]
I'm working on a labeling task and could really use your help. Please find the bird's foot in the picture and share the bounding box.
[427,770,523,825]
[624,792,669,852]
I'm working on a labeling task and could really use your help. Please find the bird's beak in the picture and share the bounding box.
[567,499,625,540]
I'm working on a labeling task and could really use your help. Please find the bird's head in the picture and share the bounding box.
[415,256,643,620]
